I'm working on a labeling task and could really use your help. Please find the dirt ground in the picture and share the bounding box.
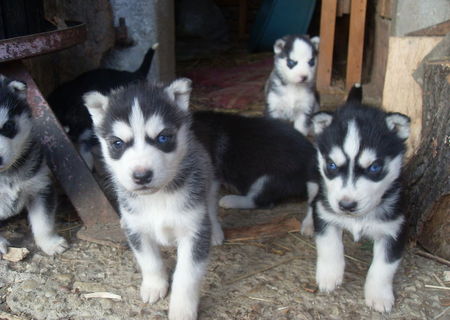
[0,198,449,320]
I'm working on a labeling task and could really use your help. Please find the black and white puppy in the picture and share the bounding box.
[0,75,68,255]
[265,34,320,136]
[84,78,224,320]
[301,85,410,312]
[48,44,157,169]
[192,111,315,209]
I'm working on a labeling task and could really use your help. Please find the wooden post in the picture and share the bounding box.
[317,0,337,92]
[345,0,367,88]
[403,60,450,259]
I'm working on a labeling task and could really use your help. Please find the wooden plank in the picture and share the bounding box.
[224,217,301,242]
[382,36,442,158]
[345,0,367,89]
[337,0,351,17]
[378,0,393,19]
[317,0,337,92]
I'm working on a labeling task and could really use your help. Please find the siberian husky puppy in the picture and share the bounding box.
[84,78,223,320]
[0,75,68,255]
[265,34,320,136]
[192,111,315,209]
[302,84,410,312]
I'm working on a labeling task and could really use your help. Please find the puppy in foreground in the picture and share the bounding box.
[265,34,320,136]
[302,84,410,312]
[84,78,223,320]
[0,75,68,255]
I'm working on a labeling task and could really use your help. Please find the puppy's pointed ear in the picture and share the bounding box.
[274,38,286,55]
[310,36,320,50]
[165,78,192,111]
[311,112,333,135]
[385,112,410,140]
[83,91,109,127]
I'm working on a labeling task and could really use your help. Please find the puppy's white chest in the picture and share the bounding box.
[122,191,201,246]
[269,85,314,119]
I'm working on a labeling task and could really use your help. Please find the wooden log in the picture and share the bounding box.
[224,217,301,242]
[382,36,442,158]
[403,60,450,259]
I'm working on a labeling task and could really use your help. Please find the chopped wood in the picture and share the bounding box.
[2,247,30,262]
[83,292,122,300]
[224,217,301,242]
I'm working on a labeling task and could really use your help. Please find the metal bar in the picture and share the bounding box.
[0,61,120,228]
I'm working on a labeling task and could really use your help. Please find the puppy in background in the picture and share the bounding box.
[265,34,320,136]
[0,75,68,255]
[302,84,410,312]
[84,78,223,320]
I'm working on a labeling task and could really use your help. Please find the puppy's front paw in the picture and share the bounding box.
[141,276,169,304]
[0,237,10,254]
[365,282,395,313]
[300,215,314,237]
[37,235,68,255]
[316,262,344,292]
[169,296,198,320]
[211,225,224,246]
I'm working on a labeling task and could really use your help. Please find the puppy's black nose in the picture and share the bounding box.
[300,76,308,82]
[339,200,357,212]
[132,170,153,185]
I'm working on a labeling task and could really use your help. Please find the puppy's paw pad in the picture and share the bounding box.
[141,278,169,304]
[38,236,69,255]
[365,289,394,313]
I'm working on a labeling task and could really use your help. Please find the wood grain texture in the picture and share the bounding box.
[403,60,450,259]
[382,36,442,157]
[317,0,337,91]
[345,0,367,88]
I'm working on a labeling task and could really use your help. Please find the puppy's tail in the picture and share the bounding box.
[346,83,362,104]
[134,42,159,77]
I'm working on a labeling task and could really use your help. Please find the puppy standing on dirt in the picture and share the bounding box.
[48,44,157,169]
[84,78,223,320]
[302,84,410,312]
[265,34,320,136]
[0,75,68,255]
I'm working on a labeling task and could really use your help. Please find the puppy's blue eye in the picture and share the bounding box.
[327,161,337,171]
[111,138,124,150]
[368,162,382,173]
[308,58,315,67]
[287,58,297,69]
[157,135,169,144]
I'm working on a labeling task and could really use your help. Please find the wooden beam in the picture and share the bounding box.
[317,0,337,92]
[345,0,367,89]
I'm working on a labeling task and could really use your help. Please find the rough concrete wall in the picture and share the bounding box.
[393,0,450,36]
[103,0,175,83]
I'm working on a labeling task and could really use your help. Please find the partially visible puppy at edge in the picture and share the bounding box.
[83,78,224,320]
[48,43,158,170]
[192,111,316,209]
[0,75,68,255]
[302,83,410,313]
[265,34,320,136]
